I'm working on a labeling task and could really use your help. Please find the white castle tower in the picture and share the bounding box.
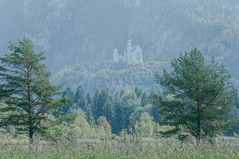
[113,39,143,64]
[113,48,123,62]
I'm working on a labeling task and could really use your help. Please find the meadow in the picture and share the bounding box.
[0,137,238,159]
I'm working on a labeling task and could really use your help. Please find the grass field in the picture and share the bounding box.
[0,137,238,159]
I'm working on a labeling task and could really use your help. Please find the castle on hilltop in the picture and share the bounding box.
[113,40,143,64]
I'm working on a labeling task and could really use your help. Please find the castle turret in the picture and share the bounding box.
[113,39,143,64]
[127,39,132,53]
[113,48,123,62]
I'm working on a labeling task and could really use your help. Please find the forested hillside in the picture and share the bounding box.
[1,0,239,82]
[53,61,166,93]
[1,1,239,158]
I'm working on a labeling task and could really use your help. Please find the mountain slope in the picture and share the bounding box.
[0,0,239,81]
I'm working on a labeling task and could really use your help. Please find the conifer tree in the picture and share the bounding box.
[58,87,74,113]
[141,92,148,107]
[73,86,86,110]
[83,93,94,124]
[155,48,237,144]
[0,38,63,143]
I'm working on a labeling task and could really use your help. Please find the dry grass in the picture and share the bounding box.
[0,137,238,159]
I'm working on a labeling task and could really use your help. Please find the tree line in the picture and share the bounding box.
[0,38,238,145]
[58,86,160,134]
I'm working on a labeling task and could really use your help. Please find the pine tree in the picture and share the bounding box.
[134,87,143,97]
[73,86,86,111]
[0,38,63,144]
[155,48,237,144]
[113,90,139,133]
[98,90,115,123]
[85,93,94,124]
[141,92,148,107]
[58,87,74,113]
[92,90,100,120]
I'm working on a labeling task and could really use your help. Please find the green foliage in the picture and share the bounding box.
[135,112,154,137]
[56,87,159,134]
[97,116,112,140]
[53,61,164,93]
[57,87,74,113]
[48,110,98,143]
[225,106,239,136]
[155,48,238,143]
[73,110,96,139]
[92,89,115,125]
[0,38,63,143]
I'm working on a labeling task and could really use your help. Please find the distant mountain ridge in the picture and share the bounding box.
[0,0,239,82]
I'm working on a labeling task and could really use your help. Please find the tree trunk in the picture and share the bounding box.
[29,128,34,144]
[196,102,201,146]
[28,123,34,151]
[196,120,201,146]
[27,70,34,145]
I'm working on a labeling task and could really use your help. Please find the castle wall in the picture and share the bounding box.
[113,40,143,64]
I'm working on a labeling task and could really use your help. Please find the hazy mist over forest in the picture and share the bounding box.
[1,0,239,89]
[1,2,239,157]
